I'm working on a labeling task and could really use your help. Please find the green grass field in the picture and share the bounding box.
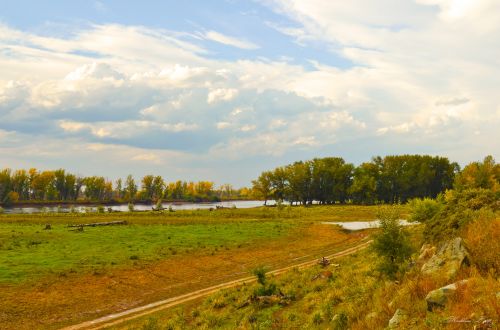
[0,216,294,283]
[0,205,381,284]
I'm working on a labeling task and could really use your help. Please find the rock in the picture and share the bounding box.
[417,244,436,263]
[388,309,407,329]
[425,279,468,311]
[421,237,469,280]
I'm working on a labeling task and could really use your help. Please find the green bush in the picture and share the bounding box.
[408,197,443,223]
[424,188,499,241]
[253,266,267,285]
[372,206,413,278]
[252,266,278,297]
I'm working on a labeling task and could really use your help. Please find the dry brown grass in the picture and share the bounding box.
[463,217,500,275]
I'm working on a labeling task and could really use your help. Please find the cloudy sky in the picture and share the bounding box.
[1,0,499,186]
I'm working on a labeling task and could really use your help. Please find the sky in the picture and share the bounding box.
[0,0,499,186]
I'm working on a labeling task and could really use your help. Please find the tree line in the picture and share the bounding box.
[1,155,497,206]
[0,169,251,205]
[252,155,498,205]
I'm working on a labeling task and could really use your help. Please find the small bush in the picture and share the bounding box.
[372,205,413,278]
[0,206,4,214]
[97,205,105,213]
[408,197,443,223]
[253,266,267,285]
[128,203,135,212]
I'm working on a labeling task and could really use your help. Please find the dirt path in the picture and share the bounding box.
[62,240,372,330]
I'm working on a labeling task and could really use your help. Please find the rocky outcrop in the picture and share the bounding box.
[388,309,407,329]
[425,280,468,311]
[417,244,436,263]
[421,237,469,280]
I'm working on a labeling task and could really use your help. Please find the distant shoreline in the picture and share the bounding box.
[1,199,256,209]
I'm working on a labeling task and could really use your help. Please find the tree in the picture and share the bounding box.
[152,176,164,200]
[141,175,155,200]
[124,175,137,201]
[454,155,499,192]
[31,171,55,200]
[251,171,272,205]
[372,206,413,277]
[349,162,378,204]
[83,176,106,201]
[115,178,124,199]
[0,169,12,202]
[286,161,312,205]
[11,169,30,200]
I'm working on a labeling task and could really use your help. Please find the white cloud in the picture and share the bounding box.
[131,153,162,164]
[207,88,239,104]
[240,124,256,132]
[1,7,499,185]
[202,30,259,50]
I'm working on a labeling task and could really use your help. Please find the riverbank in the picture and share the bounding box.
[0,198,257,208]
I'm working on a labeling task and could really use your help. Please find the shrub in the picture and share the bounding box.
[372,206,413,278]
[408,197,443,223]
[253,266,267,285]
[424,188,499,241]
[0,206,4,214]
[252,267,278,297]
[128,203,135,212]
[97,205,105,213]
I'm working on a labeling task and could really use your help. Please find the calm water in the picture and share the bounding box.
[322,220,411,230]
[2,200,276,214]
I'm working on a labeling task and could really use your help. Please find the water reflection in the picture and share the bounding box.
[322,220,411,230]
[3,200,276,214]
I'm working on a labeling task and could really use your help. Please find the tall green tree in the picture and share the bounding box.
[125,175,138,201]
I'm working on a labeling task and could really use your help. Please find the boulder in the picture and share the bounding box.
[388,309,407,329]
[417,244,436,263]
[421,237,469,280]
[425,279,468,311]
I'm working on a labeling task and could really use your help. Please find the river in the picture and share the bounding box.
[1,200,276,214]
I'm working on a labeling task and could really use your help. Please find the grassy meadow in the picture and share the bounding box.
[0,205,380,283]
[113,216,500,330]
[0,205,379,329]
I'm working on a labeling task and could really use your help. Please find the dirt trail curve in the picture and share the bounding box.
[62,240,372,330]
